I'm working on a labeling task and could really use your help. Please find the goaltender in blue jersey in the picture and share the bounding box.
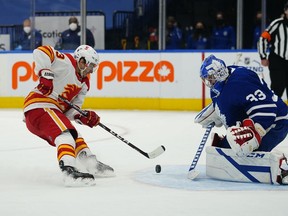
[195,54,288,185]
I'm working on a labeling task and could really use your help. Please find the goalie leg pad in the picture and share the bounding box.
[206,146,287,184]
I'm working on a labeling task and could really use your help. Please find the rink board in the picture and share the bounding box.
[0,51,277,110]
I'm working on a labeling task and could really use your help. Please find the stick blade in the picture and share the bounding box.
[187,170,200,180]
[147,145,166,159]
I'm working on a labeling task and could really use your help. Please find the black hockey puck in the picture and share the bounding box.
[155,164,161,173]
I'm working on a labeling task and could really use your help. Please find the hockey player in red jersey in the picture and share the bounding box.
[23,45,114,186]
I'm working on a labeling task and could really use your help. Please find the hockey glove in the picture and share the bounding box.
[74,111,100,128]
[194,103,223,128]
[37,70,54,96]
[227,119,265,156]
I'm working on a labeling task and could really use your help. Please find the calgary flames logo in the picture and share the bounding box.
[58,84,81,111]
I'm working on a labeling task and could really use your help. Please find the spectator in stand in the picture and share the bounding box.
[211,11,236,49]
[166,16,182,49]
[131,35,146,50]
[183,25,193,47]
[252,11,263,49]
[55,16,95,50]
[14,18,42,50]
[148,27,158,50]
[186,21,210,49]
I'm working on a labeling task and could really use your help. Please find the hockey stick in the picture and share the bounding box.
[187,123,214,180]
[56,94,166,159]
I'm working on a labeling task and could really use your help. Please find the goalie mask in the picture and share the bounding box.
[74,45,99,78]
[200,54,229,96]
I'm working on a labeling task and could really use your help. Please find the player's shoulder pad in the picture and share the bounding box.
[36,45,56,62]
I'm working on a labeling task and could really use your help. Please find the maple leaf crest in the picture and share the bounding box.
[158,64,171,76]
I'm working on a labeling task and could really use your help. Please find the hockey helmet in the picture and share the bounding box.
[74,45,99,77]
[200,54,229,96]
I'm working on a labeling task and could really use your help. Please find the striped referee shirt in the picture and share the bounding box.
[258,17,288,60]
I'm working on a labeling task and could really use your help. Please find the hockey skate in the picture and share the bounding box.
[277,155,288,185]
[279,170,288,184]
[59,160,96,187]
[77,151,115,178]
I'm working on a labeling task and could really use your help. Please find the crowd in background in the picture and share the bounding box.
[8,8,287,52]
[11,11,267,51]
[119,11,266,50]
[1,0,287,51]
[13,16,95,51]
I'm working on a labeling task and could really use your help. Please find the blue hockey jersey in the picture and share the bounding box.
[211,66,288,151]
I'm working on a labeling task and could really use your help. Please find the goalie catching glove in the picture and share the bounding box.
[74,110,100,128]
[227,119,266,156]
[194,103,223,128]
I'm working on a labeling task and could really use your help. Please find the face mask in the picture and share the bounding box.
[69,23,78,31]
[195,28,204,34]
[23,26,31,34]
[216,19,224,26]
[256,19,261,25]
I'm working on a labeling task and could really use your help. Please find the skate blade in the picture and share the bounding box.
[63,176,96,187]
[92,169,116,178]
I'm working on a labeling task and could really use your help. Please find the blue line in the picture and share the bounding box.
[216,148,270,183]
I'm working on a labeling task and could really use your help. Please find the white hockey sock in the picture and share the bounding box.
[55,131,76,167]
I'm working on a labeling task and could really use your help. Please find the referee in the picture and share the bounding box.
[258,1,288,99]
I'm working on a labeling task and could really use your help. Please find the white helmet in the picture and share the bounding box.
[74,45,99,76]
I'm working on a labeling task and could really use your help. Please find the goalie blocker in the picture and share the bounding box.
[206,145,288,185]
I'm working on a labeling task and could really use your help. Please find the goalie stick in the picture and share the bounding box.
[187,123,214,180]
[56,93,166,159]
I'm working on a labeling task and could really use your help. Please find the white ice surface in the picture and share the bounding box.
[1,109,288,216]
